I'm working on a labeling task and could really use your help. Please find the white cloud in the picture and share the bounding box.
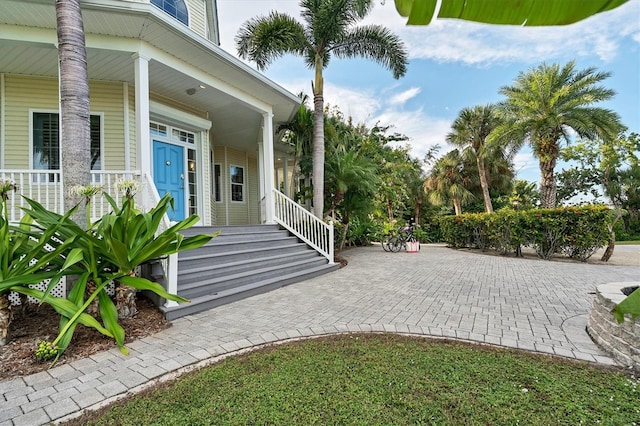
[270,77,450,161]
[365,1,639,65]
[389,87,421,105]
[512,151,539,182]
[372,107,452,160]
[219,1,639,68]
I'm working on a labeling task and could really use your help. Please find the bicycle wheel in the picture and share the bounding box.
[382,233,394,252]
[389,236,403,252]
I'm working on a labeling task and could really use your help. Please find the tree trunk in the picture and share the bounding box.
[312,55,325,219]
[453,198,462,216]
[116,284,138,319]
[476,156,493,213]
[312,92,324,219]
[539,157,558,208]
[339,221,349,250]
[56,0,91,227]
[601,230,616,262]
[414,197,422,224]
[0,294,11,346]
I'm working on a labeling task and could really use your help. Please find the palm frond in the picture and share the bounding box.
[236,12,308,70]
[331,25,408,78]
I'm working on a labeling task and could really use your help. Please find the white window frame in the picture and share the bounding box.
[213,162,222,203]
[230,164,245,203]
[29,109,104,183]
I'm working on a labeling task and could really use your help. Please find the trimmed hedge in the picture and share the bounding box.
[440,206,612,261]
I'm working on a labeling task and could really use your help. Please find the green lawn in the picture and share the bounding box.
[617,240,640,245]
[69,334,639,425]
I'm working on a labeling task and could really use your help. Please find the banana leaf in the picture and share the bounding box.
[612,288,640,323]
[395,0,629,26]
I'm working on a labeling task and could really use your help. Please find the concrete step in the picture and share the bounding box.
[178,256,329,299]
[177,242,312,268]
[178,250,320,285]
[161,262,339,321]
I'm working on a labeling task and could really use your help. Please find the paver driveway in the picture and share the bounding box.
[1,244,639,426]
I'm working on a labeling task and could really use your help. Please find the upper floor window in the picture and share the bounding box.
[151,0,189,26]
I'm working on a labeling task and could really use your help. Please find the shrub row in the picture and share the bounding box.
[439,206,613,261]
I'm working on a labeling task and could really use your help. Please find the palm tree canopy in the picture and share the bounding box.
[446,104,499,156]
[424,150,475,208]
[236,0,408,78]
[493,61,623,159]
[394,0,628,26]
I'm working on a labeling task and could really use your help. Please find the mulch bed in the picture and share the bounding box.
[0,296,170,382]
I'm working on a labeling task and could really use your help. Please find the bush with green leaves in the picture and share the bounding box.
[345,216,381,247]
[439,214,490,249]
[439,206,612,261]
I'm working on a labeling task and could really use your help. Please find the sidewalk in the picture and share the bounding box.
[1,244,639,425]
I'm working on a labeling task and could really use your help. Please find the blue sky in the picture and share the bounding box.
[217,1,640,183]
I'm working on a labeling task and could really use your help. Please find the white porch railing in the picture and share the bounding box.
[0,169,64,221]
[89,170,143,220]
[272,188,334,264]
[0,169,144,222]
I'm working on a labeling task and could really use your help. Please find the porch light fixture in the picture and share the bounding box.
[186,88,196,95]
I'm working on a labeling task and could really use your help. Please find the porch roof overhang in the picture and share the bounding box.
[0,0,300,154]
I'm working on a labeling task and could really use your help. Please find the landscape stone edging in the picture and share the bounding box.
[587,282,640,369]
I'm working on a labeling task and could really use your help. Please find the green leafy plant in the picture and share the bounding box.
[0,178,85,347]
[22,182,215,360]
[612,287,640,323]
[35,340,59,362]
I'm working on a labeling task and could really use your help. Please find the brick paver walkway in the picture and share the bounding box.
[1,244,639,425]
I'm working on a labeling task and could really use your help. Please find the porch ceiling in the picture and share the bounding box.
[0,0,298,155]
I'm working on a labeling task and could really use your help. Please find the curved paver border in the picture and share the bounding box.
[53,327,620,425]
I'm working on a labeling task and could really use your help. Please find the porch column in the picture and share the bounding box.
[261,111,275,223]
[133,53,151,180]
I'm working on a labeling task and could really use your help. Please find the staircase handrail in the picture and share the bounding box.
[272,188,334,264]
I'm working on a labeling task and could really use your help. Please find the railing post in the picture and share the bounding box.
[164,253,179,308]
[328,220,335,264]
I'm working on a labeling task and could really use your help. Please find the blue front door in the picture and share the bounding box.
[153,141,185,221]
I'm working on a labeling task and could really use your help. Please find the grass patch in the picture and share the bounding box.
[68,334,639,425]
[617,240,640,245]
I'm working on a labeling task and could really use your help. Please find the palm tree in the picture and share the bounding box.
[424,150,474,215]
[56,0,91,226]
[446,105,500,213]
[236,0,408,218]
[493,61,623,208]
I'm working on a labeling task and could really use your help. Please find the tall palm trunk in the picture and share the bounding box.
[311,54,326,219]
[453,198,462,215]
[312,92,325,218]
[477,156,493,213]
[539,157,557,208]
[56,0,91,227]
